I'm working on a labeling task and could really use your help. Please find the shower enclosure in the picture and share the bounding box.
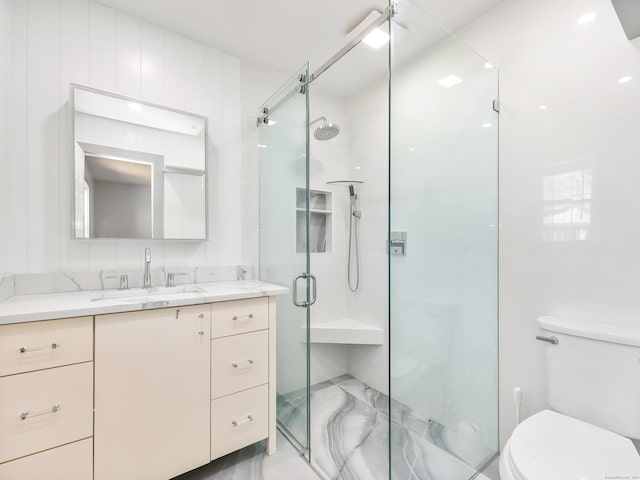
[258,1,498,479]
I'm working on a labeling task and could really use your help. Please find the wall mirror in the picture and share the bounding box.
[71,85,207,240]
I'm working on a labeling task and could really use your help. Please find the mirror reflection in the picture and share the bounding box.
[72,85,207,240]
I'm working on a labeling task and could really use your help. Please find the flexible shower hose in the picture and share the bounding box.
[348,200,360,293]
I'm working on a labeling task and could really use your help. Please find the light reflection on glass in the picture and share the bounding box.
[543,168,592,242]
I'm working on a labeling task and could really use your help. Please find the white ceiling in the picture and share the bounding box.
[97,0,506,77]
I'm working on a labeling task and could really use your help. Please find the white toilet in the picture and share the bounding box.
[500,315,640,480]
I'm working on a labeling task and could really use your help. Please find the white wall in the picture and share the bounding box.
[344,78,389,396]
[93,180,151,238]
[2,0,244,274]
[459,0,640,447]
[0,0,9,274]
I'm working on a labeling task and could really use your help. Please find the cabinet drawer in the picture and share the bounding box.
[211,384,268,460]
[0,438,92,480]
[0,316,93,377]
[211,330,268,398]
[0,362,93,463]
[211,297,268,338]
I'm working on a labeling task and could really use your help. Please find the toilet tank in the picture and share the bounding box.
[537,315,640,439]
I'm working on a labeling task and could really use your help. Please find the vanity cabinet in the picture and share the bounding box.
[0,316,94,479]
[94,304,211,480]
[0,295,277,480]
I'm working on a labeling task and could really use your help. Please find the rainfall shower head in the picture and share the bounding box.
[311,116,340,141]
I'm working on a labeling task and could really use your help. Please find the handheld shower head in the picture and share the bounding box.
[311,116,340,141]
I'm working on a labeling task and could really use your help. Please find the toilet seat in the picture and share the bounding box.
[502,410,640,480]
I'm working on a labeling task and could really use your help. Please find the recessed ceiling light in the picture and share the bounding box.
[129,102,143,111]
[355,166,361,170]
[619,76,633,83]
[577,12,596,25]
[438,75,463,88]
[484,62,493,69]
[482,123,492,128]
[257,144,268,148]
[539,105,548,110]
[363,28,390,49]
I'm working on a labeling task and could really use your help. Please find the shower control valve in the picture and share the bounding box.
[388,232,407,256]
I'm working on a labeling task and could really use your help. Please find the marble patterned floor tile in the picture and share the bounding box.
[172,431,318,480]
[329,375,497,475]
[425,420,495,470]
[306,382,423,480]
[409,432,492,480]
[277,392,308,445]
[274,376,497,480]
[330,375,426,439]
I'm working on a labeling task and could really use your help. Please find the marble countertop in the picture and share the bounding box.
[0,280,288,325]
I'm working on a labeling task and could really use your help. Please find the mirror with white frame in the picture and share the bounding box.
[72,85,207,240]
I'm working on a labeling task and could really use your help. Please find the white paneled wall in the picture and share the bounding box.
[2,0,243,274]
[0,0,9,273]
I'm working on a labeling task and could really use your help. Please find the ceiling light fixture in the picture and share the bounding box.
[577,12,597,25]
[619,76,633,83]
[363,28,390,49]
[539,105,548,110]
[482,123,492,128]
[438,75,463,88]
[484,62,493,69]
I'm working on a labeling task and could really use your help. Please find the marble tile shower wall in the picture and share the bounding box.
[1,0,245,275]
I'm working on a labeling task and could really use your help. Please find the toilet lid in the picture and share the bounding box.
[509,410,640,480]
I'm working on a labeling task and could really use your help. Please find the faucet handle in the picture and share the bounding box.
[105,274,129,290]
[166,272,187,287]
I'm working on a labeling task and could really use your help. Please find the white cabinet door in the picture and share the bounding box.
[94,305,210,480]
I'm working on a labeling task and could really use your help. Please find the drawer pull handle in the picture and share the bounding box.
[198,331,205,336]
[232,414,253,427]
[232,314,254,322]
[231,358,254,368]
[198,313,205,319]
[19,343,60,354]
[21,404,61,421]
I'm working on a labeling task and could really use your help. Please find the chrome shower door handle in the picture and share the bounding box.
[292,272,309,308]
[309,274,317,306]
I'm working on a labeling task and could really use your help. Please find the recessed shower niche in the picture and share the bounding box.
[296,188,332,254]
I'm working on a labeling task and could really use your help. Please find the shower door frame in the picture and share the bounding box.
[257,65,313,458]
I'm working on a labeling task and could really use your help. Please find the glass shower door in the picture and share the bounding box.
[389,1,499,478]
[258,65,311,455]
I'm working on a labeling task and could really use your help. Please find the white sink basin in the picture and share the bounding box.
[92,285,205,303]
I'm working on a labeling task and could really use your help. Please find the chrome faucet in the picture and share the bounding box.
[143,248,152,288]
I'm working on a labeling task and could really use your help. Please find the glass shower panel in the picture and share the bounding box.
[390,1,499,478]
[258,66,310,453]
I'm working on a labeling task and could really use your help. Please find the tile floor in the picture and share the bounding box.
[174,374,498,480]
[278,375,496,480]
[173,431,318,480]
